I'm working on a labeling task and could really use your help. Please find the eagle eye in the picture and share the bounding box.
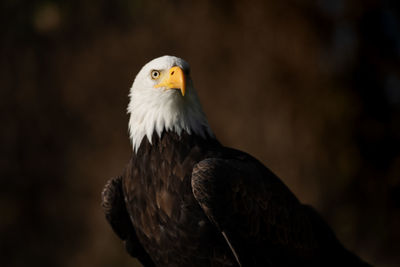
[151,70,160,80]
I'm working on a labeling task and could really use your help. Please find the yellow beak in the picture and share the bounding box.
[154,66,186,96]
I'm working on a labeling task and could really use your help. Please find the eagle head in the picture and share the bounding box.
[128,55,213,152]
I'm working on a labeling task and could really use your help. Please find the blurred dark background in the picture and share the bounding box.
[1,0,399,266]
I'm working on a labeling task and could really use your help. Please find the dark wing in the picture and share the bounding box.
[191,156,321,266]
[101,176,155,267]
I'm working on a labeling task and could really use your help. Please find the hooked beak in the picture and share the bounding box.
[154,66,186,96]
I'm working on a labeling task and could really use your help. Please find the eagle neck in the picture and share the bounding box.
[134,129,219,157]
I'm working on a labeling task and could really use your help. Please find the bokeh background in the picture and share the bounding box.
[1,0,400,266]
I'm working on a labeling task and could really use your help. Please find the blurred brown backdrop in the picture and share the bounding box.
[1,0,400,266]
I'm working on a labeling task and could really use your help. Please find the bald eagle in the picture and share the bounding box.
[102,56,370,267]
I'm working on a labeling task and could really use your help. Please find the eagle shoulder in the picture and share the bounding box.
[101,175,155,267]
[101,176,132,240]
[191,154,319,265]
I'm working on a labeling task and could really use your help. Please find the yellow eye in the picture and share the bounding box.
[151,70,160,79]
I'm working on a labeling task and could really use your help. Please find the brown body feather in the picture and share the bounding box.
[102,130,370,267]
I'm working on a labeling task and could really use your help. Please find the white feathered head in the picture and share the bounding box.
[128,55,213,152]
